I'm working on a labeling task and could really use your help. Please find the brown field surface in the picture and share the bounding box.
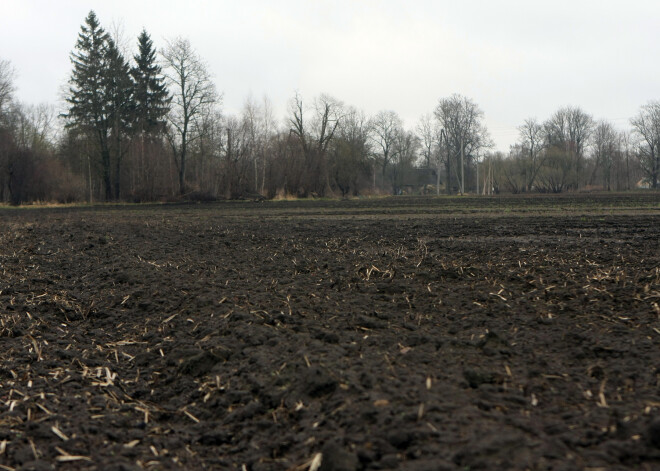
[1,193,659,470]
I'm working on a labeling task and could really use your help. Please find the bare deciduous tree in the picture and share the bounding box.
[518,117,545,191]
[162,37,218,194]
[590,120,618,190]
[537,146,573,193]
[391,129,420,192]
[630,101,660,188]
[289,92,308,155]
[500,144,528,194]
[418,113,449,194]
[330,107,372,196]
[544,106,593,189]
[618,131,634,190]
[313,95,342,155]
[236,95,276,195]
[0,59,15,118]
[370,110,403,188]
[417,113,436,170]
[287,92,343,196]
[434,94,492,194]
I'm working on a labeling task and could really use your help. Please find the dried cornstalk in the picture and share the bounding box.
[309,453,323,471]
[51,425,69,441]
[55,447,91,462]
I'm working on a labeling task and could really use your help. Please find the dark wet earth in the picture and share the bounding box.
[1,194,659,470]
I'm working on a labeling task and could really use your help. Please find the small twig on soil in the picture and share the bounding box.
[418,403,425,420]
[598,380,608,408]
[182,409,200,423]
[288,453,323,471]
[162,313,179,323]
[54,447,91,462]
[106,340,147,347]
[28,440,39,460]
[135,406,149,424]
[27,336,42,361]
[91,367,116,387]
[309,453,323,471]
[416,238,428,267]
[51,425,69,441]
[489,290,508,301]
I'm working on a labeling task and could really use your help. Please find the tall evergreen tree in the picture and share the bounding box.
[66,11,113,200]
[105,38,135,199]
[66,11,135,201]
[131,30,170,135]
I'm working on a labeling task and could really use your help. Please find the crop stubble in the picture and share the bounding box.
[0,193,659,470]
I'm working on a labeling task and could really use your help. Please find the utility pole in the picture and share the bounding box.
[625,141,631,190]
[476,155,479,196]
[436,153,440,196]
[484,155,493,195]
[460,137,464,195]
[436,128,444,196]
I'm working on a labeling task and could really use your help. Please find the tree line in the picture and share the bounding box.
[0,11,657,204]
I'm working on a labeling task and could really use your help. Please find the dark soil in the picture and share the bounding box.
[1,193,659,470]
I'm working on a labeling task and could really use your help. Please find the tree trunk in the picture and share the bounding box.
[87,153,93,203]
[114,138,122,200]
[445,154,451,195]
[460,139,464,195]
[179,159,186,195]
[102,148,112,201]
[653,147,659,189]
[179,135,187,195]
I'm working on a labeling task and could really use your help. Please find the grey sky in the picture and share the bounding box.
[1,0,659,152]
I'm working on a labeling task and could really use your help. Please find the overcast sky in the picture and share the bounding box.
[1,0,659,152]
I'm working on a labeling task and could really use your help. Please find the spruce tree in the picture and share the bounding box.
[66,11,113,200]
[105,38,135,199]
[131,30,170,136]
[66,11,136,201]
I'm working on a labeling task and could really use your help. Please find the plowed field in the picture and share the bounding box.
[1,193,659,470]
